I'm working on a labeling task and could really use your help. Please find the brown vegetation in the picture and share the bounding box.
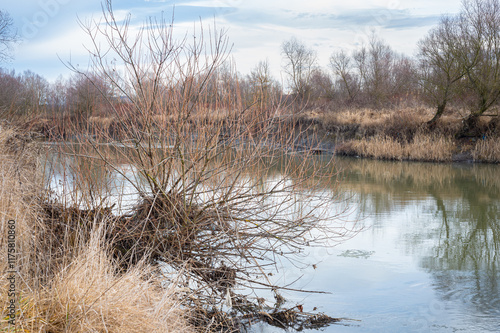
[294,106,496,163]
[1,1,499,332]
[472,137,500,163]
[0,128,195,332]
[1,2,353,332]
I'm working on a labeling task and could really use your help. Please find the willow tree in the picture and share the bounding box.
[453,0,500,133]
[63,0,351,329]
[417,15,465,125]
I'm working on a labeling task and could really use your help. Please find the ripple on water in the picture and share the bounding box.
[337,249,375,259]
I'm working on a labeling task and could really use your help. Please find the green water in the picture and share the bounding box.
[255,157,500,332]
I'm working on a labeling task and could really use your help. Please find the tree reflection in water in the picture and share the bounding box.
[336,158,500,318]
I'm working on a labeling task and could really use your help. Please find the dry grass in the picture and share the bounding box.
[472,137,500,163]
[5,242,192,333]
[319,107,432,129]
[309,106,499,163]
[337,132,455,162]
[0,127,194,333]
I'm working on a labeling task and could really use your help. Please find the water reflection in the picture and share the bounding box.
[335,158,500,330]
[44,146,500,332]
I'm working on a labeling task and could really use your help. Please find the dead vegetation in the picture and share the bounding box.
[0,127,196,333]
[294,106,498,163]
[2,1,352,332]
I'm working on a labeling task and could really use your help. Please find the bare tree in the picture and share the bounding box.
[391,54,418,105]
[0,69,22,116]
[309,68,334,101]
[281,37,317,99]
[418,16,465,125]
[18,70,49,115]
[350,35,396,108]
[453,0,500,133]
[330,50,360,104]
[66,73,113,119]
[0,10,17,62]
[365,35,395,107]
[248,59,280,109]
[62,1,350,328]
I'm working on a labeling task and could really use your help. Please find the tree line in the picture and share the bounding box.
[0,0,499,135]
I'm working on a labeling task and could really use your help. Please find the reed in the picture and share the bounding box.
[472,137,500,163]
[0,127,194,332]
[337,132,455,162]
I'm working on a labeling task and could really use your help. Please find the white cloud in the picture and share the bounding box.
[3,0,464,81]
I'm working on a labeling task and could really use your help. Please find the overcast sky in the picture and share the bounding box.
[1,0,463,82]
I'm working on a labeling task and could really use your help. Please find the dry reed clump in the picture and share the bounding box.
[406,133,455,162]
[336,132,455,162]
[9,241,193,333]
[88,115,115,133]
[472,137,500,163]
[0,127,194,333]
[318,107,438,142]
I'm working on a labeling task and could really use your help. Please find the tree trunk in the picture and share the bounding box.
[457,113,481,138]
[427,102,447,127]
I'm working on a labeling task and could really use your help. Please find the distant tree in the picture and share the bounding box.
[67,73,113,118]
[19,70,49,115]
[329,50,360,104]
[391,54,418,105]
[46,76,69,115]
[281,37,317,99]
[0,10,17,62]
[453,0,500,133]
[248,60,278,109]
[350,34,396,108]
[364,35,395,107]
[0,69,22,115]
[308,68,334,101]
[417,16,465,125]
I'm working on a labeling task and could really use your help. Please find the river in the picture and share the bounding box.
[45,148,500,332]
[254,157,500,332]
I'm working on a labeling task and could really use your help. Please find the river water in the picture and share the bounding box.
[254,157,500,333]
[45,148,500,332]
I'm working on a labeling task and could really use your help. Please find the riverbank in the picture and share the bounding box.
[293,107,500,163]
[0,129,195,332]
[1,123,344,332]
[26,106,499,164]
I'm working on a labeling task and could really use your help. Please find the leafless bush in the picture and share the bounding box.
[55,1,352,330]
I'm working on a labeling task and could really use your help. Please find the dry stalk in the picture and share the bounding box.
[46,1,355,330]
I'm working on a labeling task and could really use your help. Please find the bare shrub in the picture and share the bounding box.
[54,1,352,330]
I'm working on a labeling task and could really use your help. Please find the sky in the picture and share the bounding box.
[1,0,463,83]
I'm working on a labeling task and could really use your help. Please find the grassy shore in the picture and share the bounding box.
[27,105,500,164]
[0,128,194,333]
[297,106,500,163]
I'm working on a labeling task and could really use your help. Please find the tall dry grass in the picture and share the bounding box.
[0,128,194,333]
[472,137,500,163]
[337,132,455,162]
[11,242,192,333]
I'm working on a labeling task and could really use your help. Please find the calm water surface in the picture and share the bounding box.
[46,149,500,332]
[256,157,500,333]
